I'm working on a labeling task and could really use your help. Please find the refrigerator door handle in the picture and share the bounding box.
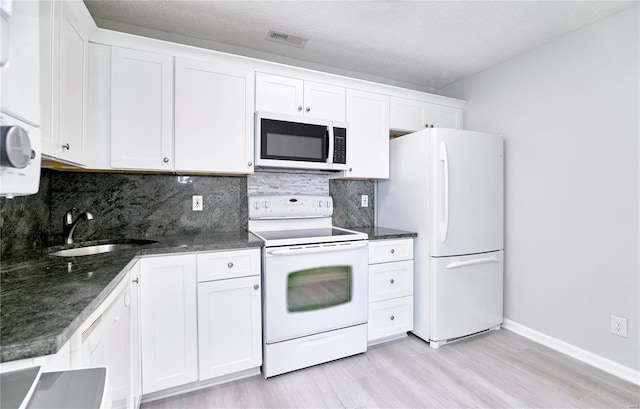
[439,141,449,243]
[445,256,501,269]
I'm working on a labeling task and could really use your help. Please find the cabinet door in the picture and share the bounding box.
[345,89,390,179]
[255,72,303,116]
[175,58,254,173]
[140,254,197,394]
[111,47,173,170]
[303,81,345,121]
[197,275,262,381]
[129,261,142,409]
[53,1,88,165]
[389,97,427,132]
[427,104,462,129]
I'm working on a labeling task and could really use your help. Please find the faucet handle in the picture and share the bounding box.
[64,208,78,226]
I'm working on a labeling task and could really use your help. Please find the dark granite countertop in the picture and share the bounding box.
[0,231,263,363]
[347,226,417,240]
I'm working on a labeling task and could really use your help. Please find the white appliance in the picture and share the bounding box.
[255,111,348,172]
[378,128,504,348]
[0,0,42,198]
[249,195,368,377]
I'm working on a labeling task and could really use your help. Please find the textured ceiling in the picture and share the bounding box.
[84,1,635,92]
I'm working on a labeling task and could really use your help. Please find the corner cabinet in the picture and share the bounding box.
[110,47,174,171]
[368,238,415,344]
[41,0,94,166]
[344,89,390,179]
[139,254,198,394]
[174,58,254,173]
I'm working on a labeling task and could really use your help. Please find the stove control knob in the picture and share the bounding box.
[264,201,270,208]
[318,201,323,207]
[254,202,260,210]
[326,201,330,208]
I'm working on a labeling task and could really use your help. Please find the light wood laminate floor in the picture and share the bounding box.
[142,330,639,408]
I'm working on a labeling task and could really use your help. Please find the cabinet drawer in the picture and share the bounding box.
[368,296,413,342]
[369,239,413,264]
[369,260,413,302]
[197,249,260,282]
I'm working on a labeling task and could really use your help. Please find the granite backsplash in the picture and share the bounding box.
[1,169,374,258]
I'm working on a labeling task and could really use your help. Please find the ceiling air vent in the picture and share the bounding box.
[266,30,308,48]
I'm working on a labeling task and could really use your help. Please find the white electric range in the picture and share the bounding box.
[249,195,369,378]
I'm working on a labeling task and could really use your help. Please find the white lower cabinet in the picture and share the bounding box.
[368,238,415,344]
[139,248,261,398]
[197,275,262,380]
[140,254,198,394]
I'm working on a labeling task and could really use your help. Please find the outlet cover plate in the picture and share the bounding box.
[361,194,369,207]
[192,195,203,211]
[611,314,628,337]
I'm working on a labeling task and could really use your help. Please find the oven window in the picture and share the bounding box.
[287,266,352,312]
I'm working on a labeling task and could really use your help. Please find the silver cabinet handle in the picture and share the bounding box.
[390,278,395,284]
[390,315,395,321]
[305,107,310,112]
[227,262,234,268]
[297,106,303,111]
[349,167,353,172]
[163,157,170,163]
[132,278,139,284]
[254,284,259,290]
[390,249,395,254]
[247,161,253,166]
[61,143,70,150]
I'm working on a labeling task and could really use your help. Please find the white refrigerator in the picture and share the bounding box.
[378,128,504,348]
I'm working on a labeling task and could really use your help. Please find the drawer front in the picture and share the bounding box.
[197,248,260,282]
[369,260,414,302]
[368,296,414,342]
[369,239,413,264]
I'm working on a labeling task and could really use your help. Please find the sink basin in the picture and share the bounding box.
[48,239,157,257]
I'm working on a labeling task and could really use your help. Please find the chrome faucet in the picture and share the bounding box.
[63,208,94,244]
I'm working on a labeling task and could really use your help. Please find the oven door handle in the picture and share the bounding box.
[267,241,368,256]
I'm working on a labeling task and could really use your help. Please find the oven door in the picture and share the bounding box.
[263,241,368,344]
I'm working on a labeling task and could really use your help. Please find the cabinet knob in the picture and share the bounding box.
[390,315,395,321]
[297,106,303,111]
[61,143,70,150]
[390,249,395,254]
[305,107,310,113]
[228,262,234,268]
[390,278,395,284]
[163,157,170,163]
[132,278,139,284]
[247,161,253,167]
[254,284,260,290]
[425,124,429,128]
[349,167,353,172]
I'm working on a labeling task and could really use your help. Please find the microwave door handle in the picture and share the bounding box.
[326,127,334,164]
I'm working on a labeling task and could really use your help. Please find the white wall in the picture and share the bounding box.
[442,5,639,371]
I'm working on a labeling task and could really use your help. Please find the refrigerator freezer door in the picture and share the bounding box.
[430,250,504,342]
[430,129,503,257]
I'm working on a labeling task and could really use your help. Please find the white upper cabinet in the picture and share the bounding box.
[110,46,174,170]
[40,0,94,166]
[302,81,346,121]
[390,96,462,132]
[344,89,390,179]
[174,58,254,173]
[255,72,345,121]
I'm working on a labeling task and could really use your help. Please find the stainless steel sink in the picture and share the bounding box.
[48,239,157,257]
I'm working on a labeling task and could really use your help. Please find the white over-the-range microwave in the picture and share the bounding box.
[255,111,348,172]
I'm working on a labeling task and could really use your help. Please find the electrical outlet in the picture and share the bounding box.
[192,195,203,211]
[611,314,628,337]
[361,194,369,207]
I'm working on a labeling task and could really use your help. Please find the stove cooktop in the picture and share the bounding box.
[251,226,367,247]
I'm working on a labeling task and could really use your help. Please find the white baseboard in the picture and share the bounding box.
[502,319,639,386]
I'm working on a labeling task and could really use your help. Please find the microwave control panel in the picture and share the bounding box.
[333,127,347,164]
